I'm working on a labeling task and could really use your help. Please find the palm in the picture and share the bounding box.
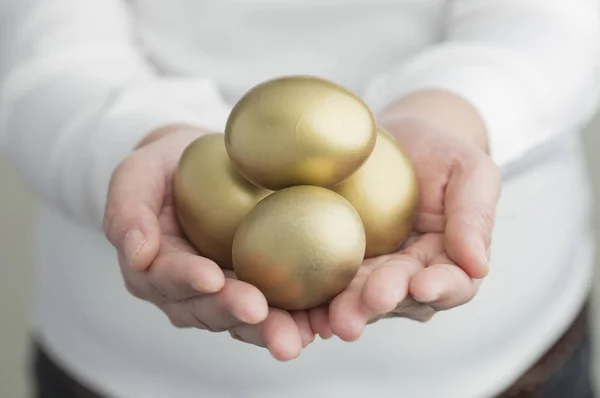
[106,129,314,362]
[310,118,500,342]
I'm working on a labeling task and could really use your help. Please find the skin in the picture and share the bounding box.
[103,124,315,362]
[312,90,501,341]
[103,89,501,360]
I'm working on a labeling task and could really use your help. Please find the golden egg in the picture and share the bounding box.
[224,75,377,190]
[173,133,271,269]
[331,128,419,258]
[232,185,366,311]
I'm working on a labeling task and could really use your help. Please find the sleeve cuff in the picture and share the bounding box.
[87,78,232,227]
[361,44,547,168]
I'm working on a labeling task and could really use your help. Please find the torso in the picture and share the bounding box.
[127,0,445,103]
[33,2,595,397]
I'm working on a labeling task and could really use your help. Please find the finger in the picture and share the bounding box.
[362,233,442,314]
[362,261,412,315]
[146,236,225,302]
[330,234,442,341]
[308,305,333,339]
[291,311,316,347]
[328,266,373,342]
[329,243,425,342]
[361,250,428,321]
[445,153,501,279]
[166,279,268,331]
[259,309,304,361]
[103,152,165,271]
[229,309,304,361]
[410,262,479,311]
[362,234,443,319]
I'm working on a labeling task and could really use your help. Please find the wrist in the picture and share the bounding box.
[378,90,489,153]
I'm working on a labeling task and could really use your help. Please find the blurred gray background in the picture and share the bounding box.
[2,119,600,397]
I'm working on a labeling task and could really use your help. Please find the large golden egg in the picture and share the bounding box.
[224,75,377,190]
[331,128,419,258]
[232,185,366,311]
[173,133,271,269]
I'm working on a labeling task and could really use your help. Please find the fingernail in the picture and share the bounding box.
[123,229,146,268]
[303,331,316,346]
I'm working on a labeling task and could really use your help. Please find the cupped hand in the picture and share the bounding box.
[311,102,502,341]
[103,125,315,360]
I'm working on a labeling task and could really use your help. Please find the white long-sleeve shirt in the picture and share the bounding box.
[1,1,599,397]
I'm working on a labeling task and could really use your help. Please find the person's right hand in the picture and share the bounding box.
[103,125,315,361]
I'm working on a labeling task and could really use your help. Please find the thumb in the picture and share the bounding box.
[444,153,501,279]
[103,150,164,271]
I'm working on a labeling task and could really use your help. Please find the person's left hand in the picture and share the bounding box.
[311,232,479,342]
[309,95,502,342]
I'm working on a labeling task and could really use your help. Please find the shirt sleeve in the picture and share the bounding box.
[362,0,600,168]
[0,0,232,231]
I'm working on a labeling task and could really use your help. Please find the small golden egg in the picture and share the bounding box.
[232,185,366,311]
[173,133,271,269]
[331,128,419,257]
[224,75,377,190]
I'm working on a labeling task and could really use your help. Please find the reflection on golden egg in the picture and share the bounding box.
[332,128,419,257]
[173,134,271,269]
[224,75,377,190]
[232,185,366,311]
